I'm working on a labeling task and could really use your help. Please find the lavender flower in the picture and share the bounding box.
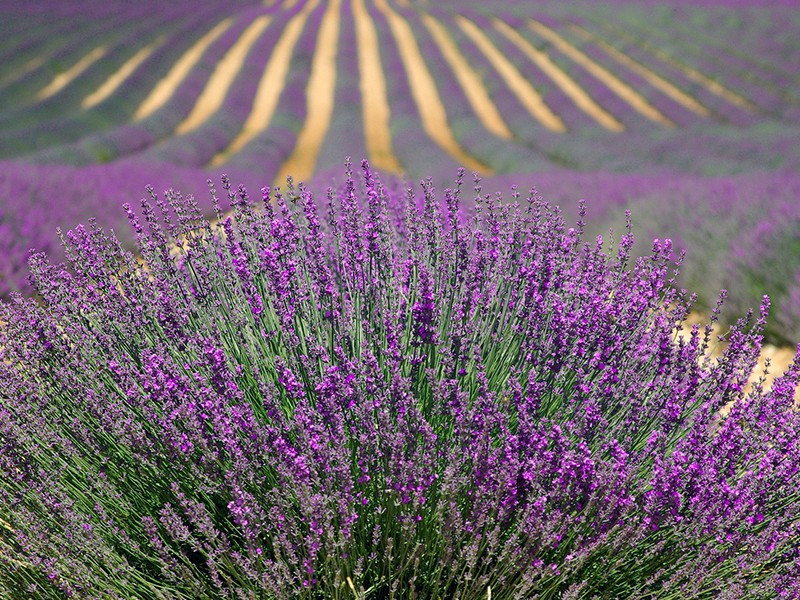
[1,161,798,598]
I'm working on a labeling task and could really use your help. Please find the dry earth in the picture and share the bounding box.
[680,311,799,403]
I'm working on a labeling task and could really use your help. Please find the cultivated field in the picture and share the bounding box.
[0,0,798,341]
[1,1,799,597]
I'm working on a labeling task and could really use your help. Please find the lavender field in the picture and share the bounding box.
[0,0,798,341]
[1,0,800,597]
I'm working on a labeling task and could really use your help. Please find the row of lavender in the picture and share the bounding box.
[512,170,800,345]
[3,161,800,344]
[1,163,798,597]
[409,4,798,175]
[494,0,800,121]
[0,0,796,176]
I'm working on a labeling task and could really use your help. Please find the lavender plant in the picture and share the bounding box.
[1,161,799,599]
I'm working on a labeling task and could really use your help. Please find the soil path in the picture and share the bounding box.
[528,18,674,127]
[133,19,233,121]
[680,311,798,401]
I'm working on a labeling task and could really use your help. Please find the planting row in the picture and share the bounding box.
[3,159,800,345]
[0,0,795,178]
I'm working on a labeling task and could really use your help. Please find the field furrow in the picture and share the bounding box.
[548,26,704,128]
[594,12,763,114]
[0,14,118,99]
[448,9,598,136]
[0,10,213,157]
[420,12,513,141]
[174,15,273,135]
[218,1,327,178]
[209,0,321,168]
[12,9,255,164]
[352,0,404,174]
[567,17,757,124]
[0,6,161,116]
[82,38,167,110]
[366,3,463,176]
[399,5,557,172]
[646,8,799,92]
[35,46,107,102]
[275,0,342,185]
[134,18,235,122]
[372,0,493,175]
[0,21,88,88]
[527,18,674,128]
[666,13,800,97]
[568,25,710,120]
[492,17,624,132]
[130,5,304,169]
[456,15,566,133]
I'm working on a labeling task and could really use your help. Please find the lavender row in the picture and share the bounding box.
[220,0,328,177]
[26,6,262,167]
[0,7,194,148]
[457,8,605,132]
[0,4,226,160]
[365,3,464,178]
[0,8,146,114]
[130,2,307,170]
[505,12,661,134]
[565,14,760,126]
[0,13,87,82]
[312,0,370,175]
[427,8,593,168]
[591,6,794,120]
[554,28,706,129]
[395,4,561,173]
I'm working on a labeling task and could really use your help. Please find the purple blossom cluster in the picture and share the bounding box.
[1,161,799,598]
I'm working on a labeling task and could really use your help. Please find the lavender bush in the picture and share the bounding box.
[1,161,799,598]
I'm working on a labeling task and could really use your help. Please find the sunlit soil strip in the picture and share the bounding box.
[373,0,492,175]
[0,56,46,87]
[568,25,711,118]
[352,0,403,173]
[678,312,800,404]
[421,13,513,141]
[602,26,758,113]
[81,38,164,109]
[528,19,674,128]
[275,0,341,185]
[493,19,623,132]
[133,18,233,121]
[209,0,320,168]
[282,0,299,9]
[175,16,272,135]
[456,16,565,133]
[34,46,106,101]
